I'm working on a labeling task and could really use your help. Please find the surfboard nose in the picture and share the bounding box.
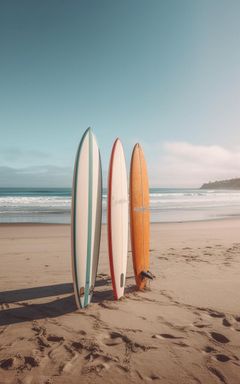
[133,143,141,151]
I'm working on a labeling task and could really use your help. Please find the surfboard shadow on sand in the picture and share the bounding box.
[0,295,76,326]
[0,283,74,305]
[0,277,135,326]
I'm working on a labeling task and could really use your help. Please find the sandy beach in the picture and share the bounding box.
[0,220,240,384]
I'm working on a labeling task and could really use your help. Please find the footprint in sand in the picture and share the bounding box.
[224,262,231,266]
[194,321,211,329]
[59,354,80,374]
[47,335,64,343]
[44,379,53,384]
[208,366,228,384]
[222,316,234,327]
[204,347,233,365]
[215,354,231,363]
[81,362,110,375]
[24,356,39,369]
[208,310,225,319]
[0,357,14,370]
[105,331,155,353]
[69,340,113,376]
[204,346,217,353]
[210,332,230,344]
[233,323,240,332]
[32,324,65,349]
[98,301,119,310]
[0,355,39,371]
[104,334,124,346]
[145,373,161,381]
[151,374,161,381]
[71,338,101,355]
[37,336,50,349]
[153,333,183,340]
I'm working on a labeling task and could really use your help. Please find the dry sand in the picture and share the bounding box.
[0,220,240,384]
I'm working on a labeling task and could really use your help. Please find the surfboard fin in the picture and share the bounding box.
[140,270,155,280]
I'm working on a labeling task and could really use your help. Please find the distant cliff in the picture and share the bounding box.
[201,178,240,189]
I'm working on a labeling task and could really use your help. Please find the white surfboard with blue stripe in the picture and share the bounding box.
[71,128,102,308]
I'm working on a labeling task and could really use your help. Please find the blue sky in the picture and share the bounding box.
[0,0,240,187]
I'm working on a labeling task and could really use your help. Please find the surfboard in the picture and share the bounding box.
[129,143,150,289]
[71,128,102,308]
[108,138,128,299]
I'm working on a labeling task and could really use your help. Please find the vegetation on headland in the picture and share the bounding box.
[201,178,240,189]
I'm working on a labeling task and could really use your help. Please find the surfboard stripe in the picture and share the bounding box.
[84,131,93,307]
[91,150,102,290]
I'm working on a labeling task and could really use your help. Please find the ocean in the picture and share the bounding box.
[0,188,240,224]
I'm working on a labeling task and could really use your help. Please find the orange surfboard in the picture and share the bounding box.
[130,144,150,289]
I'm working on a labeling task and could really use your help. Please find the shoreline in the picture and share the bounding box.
[1,215,240,226]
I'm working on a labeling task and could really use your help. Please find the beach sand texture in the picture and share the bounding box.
[0,220,240,383]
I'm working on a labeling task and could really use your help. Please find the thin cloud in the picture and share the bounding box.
[0,165,72,188]
[147,142,240,187]
[0,148,51,165]
[164,142,240,167]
